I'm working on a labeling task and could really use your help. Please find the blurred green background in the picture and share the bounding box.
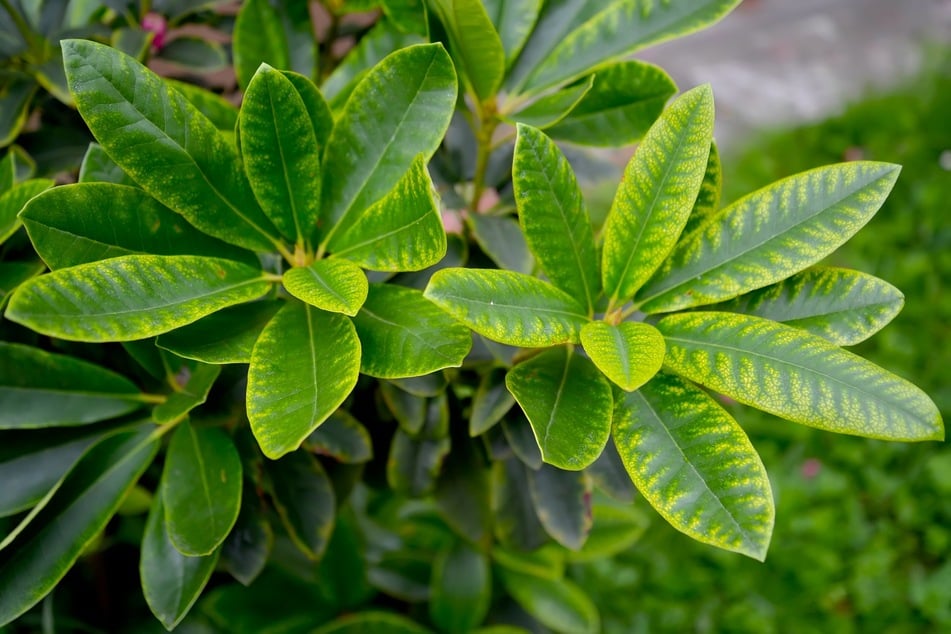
[574,54,951,634]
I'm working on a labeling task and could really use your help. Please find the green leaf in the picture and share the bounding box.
[20,183,257,270]
[511,0,741,94]
[62,39,280,252]
[163,421,242,556]
[566,503,648,562]
[466,212,534,275]
[0,75,36,148]
[306,410,374,464]
[506,76,593,128]
[637,162,903,313]
[319,43,456,246]
[0,179,54,245]
[601,84,714,306]
[387,428,451,497]
[491,542,564,579]
[266,450,335,560]
[424,268,589,347]
[429,541,491,632]
[680,140,721,240]
[248,302,361,458]
[0,428,158,627]
[529,464,592,550]
[514,124,599,312]
[329,155,446,271]
[220,491,272,587]
[167,80,239,132]
[657,312,944,441]
[498,569,600,634]
[203,569,332,633]
[470,367,516,436]
[434,439,492,545]
[483,0,541,66]
[0,342,143,428]
[352,283,471,378]
[6,255,270,342]
[381,381,428,435]
[233,0,290,90]
[501,412,542,470]
[160,37,228,71]
[706,266,905,346]
[156,300,283,365]
[546,61,677,147]
[77,143,136,185]
[313,612,432,634]
[280,70,334,153]
[382,0,429,36]
[284,259,368,316]
[0,146,32,193]
[613,372,774,560]
[505,347,612,470]
[240,65,322,245]
[580,321,665,391]
[429,0,504,100]
[491,458,547,551]
[151,362,221,424]
[0,261,43,308]
[141,488,219,630]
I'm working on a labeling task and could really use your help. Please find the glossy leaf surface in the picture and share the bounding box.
[425,268,588,346]
[708,266,905,346]
[506,347,612,470]
[580,321,665,391]
[430,0,505,99]
[613,372,774,560]
[163,421,242,556]
[267,451,335,560]
[0,179,54,245]
[284,258,368,316]
[514,124,599,312]
[248,302,361,458]
[470,367,516,436]
[498,569,599,634]
[151,362,221,424]
[306,410,373,464]
[78,143,136,185]
[601,84,714,305]
[529,464,592,550]
[63,39,280,252]
[353,283,471,378]
[680,140,721,240]
[0,428,157,626]
[233,0,291,90]
[658,312,944,441]
[156,300,283,364]
[0,342,142,428]
[638,162,902,313]
[429,541,491,632]
[6,255,270,342]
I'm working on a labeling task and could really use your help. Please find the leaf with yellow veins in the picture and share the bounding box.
[657,312,944,441]
[283,258,368,316]
[580,321,665,391]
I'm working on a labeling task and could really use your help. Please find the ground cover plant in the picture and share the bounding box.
[0,1,944,632]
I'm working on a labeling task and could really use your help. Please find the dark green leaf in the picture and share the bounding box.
[381,381,428,435]
[6,255,271,342]
[506,347,613,470]
[0,427,158,627]
[491,542,564,579]
[353,283,472,378]
[319,43,456,247]
[601,85,714,306]
[430,541,491,632]
[160,36,228,71]
[306,410,374,464]
[151,362,221,424]
[21,184,257,270]
[0,342,143,428]
[248,302,361,458]
[566,502,648,562]
[141,488,219,630]
[156,300,283,365]
[501,412,542,470]
[483,0,541,67]
[0,75,36,148]
[529,464,592,550]
[313,612,432,634]
[167,80,239,132]
[470,367,516,436]
[62,39,281,252]
[233,0,290,90]
[498,569,600,634]
[514,124,599,311]
[466,212,534,275]
[657,312,944,441]
[0,179,54,245]
[425,268,588,346]
[613,372,774,559]
[220,490,273,586]
[77,143,136,185]
[284,258,368,316]
[387,428,451,497]
[266,450,335,560]
[434,439,492,545]
[163,422,242,556]
[637,162,902,313]
[580,321,665,391]
[279,70,333,152]
[491,457,547,551]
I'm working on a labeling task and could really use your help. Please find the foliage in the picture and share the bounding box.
[0,2,944,632]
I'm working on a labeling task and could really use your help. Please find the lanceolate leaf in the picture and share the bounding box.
[492,458,547,551]
[233,0,291,90]
[248,302,361,459]
[319,43,456,247]
[680,141,721,241]
[601,85,714,306]
[0,342,143,428]
[546,61,677,147]
[387,428,451,497]
[329,155,446,272]
[141,489,219,630]
[156,300,283,365]
[352,283,472,378]
[220,491,273,586]
[709,267,905,346]
[637,162,902,313]
[483,0,541,66]
[0,179,54,245]
[429,0,505,100]
[20,184,257,270]
[658,312,944,441]
[506,347,613,470]
[612,372,774,560]
[512,0,741,94]
[284,259,369,316]
[62,39,281,252]
[507,76,593,129]
[580,321,665,392]
[429,541,491,632]
[514,124,599,312]
[239,64,322,245]
[425,268,589,347]
[498,569,600,634]
[280,70,334,152]
[0,427,158,627]
[163,421,242,556]
[6,255,271,342]
[266,450,335,560]
[529,464,592,550]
